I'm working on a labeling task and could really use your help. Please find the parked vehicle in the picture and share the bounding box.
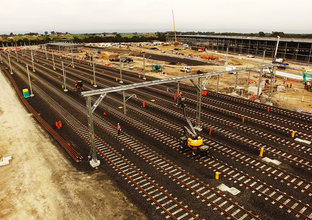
[180,66,191,73]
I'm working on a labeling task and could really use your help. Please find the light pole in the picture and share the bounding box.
[92,53,97,87]
[142,52,146,80]
[31,50,35,72]
[119,55,123,84]
[15,49,19,62]
[26,64,34,97]
[8,52,13,74]
[71,48,75,68]
[52,52,56,70]
[45,45,48,60]
[62,61,68,92]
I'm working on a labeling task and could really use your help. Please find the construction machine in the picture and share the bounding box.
[177,94,210,157]
[152,64,162,72]
[302,72,312,91]
[74,80,84,92]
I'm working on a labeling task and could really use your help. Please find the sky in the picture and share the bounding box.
[1,0,312,34]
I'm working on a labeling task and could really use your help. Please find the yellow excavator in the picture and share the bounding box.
[178,94,209,156]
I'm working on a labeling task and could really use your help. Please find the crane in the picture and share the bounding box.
[172,9,178,46]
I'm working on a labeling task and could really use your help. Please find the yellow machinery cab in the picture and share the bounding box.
[187,137,203,149]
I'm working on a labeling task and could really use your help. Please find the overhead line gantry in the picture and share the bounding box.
[81,64,276,168]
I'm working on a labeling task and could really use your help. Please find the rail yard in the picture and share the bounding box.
[1,45,312,220]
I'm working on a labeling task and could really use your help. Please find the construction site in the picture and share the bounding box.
[1,5,312,219]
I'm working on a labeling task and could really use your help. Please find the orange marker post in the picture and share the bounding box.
[209,128,212,135]
[215,172,219,180]
[142,101,146,108]
[242,117,245,123]
[267,107,270,112]
[259,147,264,157]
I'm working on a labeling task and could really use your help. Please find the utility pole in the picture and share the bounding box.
[257,68,263,98]
[52,52,56,70]
[273,36,280,62]
[26,64,34,97]
[262,50,266,63]
[119,55,123,84]
[225,47,229,66]
[45,45,48,60]
[247,70,251,86]
[71,48,75,68]
[8,52,13,74]
[123,91,126,114]
[268,67,276,104]
[62,61,68,92]
[15,49,19,62]
[195,78,202,129]
[86,96,100,168]
[31,50,35,72]
[143,52,146,80]
[216,75,220,92]
[92,53,97,87]
[234,71,239,90]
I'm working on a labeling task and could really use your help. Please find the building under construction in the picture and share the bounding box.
[168,34,312,63]
[45,42,83,52]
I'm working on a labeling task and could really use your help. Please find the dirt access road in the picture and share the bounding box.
[0,71,146,220]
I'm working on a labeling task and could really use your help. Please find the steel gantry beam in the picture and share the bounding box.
[82,64,275,168]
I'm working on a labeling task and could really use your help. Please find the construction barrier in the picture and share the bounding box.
[215,172,219,180]
[259,147,264,157]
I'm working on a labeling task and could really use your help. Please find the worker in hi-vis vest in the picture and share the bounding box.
[117,123,121,136]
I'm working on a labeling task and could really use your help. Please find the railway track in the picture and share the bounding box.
[2,49,312,219]
[6,51,264,219]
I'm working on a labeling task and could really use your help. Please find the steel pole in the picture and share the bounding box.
[234,72,238,90]
[123,90,126,114]
[257,69,263,98]
[31,50,35,72]
[268,67,276,103]
[143,53,146,80]
[71,48,74,68]
[62,61,68,92]
[247,70,251,86]
[26,64,34,97]
[196,78,202,129]
[15,49,19,62]
[225,47,229,66]
[216,75,220,92]
[92,56,97,87]
[52,52,56,70]
[262,50,266,63]
[45,46,48,59]
[8,52,13,74]
[119,56,123,84]
[87,96,100,168]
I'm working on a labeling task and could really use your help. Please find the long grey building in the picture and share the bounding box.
[168,35,312,64]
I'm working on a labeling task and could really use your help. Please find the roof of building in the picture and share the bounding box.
[176,35,312,44]
[46,42,82,47]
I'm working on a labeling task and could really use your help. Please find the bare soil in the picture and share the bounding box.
[84,44,312,112]
[0,71,146,220]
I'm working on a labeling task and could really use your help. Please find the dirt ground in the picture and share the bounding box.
[0,71,147,220]
[77,43,312,112]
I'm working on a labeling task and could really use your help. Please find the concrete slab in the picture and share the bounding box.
[294,138,311,145]
[217,183,240,195]
[262,157,281,166]
[0,156,12,166]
